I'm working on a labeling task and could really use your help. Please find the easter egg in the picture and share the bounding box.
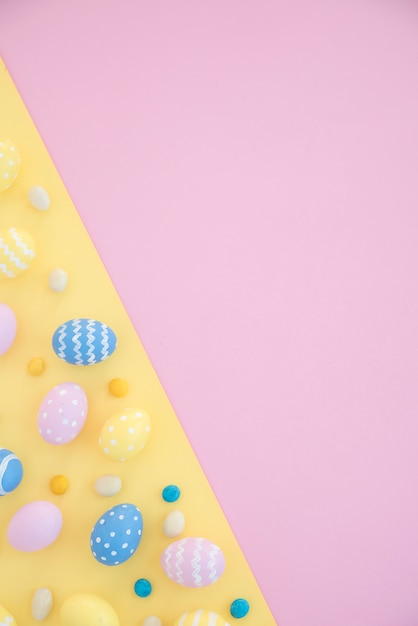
[174,610,231,626]
[52,318,117,365]
[90,503,143,566]
[99,409,151,461]
[0,303,17,355]
[37,382,88,445]
[161,537,225,587]
[0,448,23,495]
[0,227,36,279]
[60,593,119,626]
[0,604,17,626]
[0,138,20,191]
[7,500,63,551]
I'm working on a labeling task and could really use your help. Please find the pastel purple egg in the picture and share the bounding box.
[0,303,17,356]
[7,500,63,551]
[161,537,226,587]
[37,382,88,445]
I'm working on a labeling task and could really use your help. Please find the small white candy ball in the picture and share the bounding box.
[163,510,185,538]
[28,186,50,211]
[48,268,68,292]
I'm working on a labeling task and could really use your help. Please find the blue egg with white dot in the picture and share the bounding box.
[0,448,23,496]
[90,503,143,566]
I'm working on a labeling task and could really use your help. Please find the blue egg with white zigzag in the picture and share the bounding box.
[90,503,143,566]
[0,448,23,496]
[52,318,117,366]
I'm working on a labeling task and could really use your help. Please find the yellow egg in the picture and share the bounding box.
[0,604,17,626]
[0,138,20,192]
[60,593,119,626]
[174,610,231,626]
[0,227,36,279]
[99,408,151,461]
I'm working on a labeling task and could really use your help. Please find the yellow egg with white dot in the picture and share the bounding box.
[0,139,20,192]
[99,408,151,461]
[0,604,17,626]
[0,227,36,279]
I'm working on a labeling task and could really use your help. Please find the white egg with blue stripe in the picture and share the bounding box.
[90,503,143,566]
[0,448,23,495]
[52,318,117,365]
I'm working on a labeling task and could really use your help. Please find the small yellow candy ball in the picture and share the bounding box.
[50,475,69,495]
[28,357,45,376]
[108,378,129,397]
[0,138,21,191]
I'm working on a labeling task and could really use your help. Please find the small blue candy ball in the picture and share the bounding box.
[134,578,152,598]
[0,448,23,496]
[162,484,180,503]
[230,599,250,619]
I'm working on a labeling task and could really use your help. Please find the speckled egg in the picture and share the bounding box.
[7,500,63,551]
[0,227,36,279]
[0,447,23,495]
[37,382,88,445]
[161,537,225,587]
[0,138,20,191]
[0,303,17,355]
[99,408,151,461]
[52,318,117,365]
[174,611,231,626]
[90,503,143,566]
[60,593,119,626]
[0,604,17,626]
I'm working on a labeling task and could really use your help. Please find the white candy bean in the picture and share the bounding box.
[163,510,185,538]
[31,587,53,621]
[28,186,50,211]
[48,268,68,292]
[94,474,122,497]
[143,617,163,626]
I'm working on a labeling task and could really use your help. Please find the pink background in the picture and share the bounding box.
[2,1,418,624]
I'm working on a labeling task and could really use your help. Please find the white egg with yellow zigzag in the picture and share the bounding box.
[0,227,36,279]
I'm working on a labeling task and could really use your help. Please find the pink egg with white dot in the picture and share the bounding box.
[37,382,88,445]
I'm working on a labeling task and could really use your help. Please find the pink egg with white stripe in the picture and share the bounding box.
[37,382,88,444]
[161,537,225,587]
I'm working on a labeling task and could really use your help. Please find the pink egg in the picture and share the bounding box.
[37,382,88,444]
[161,537,226,587]
[7,500,63,551]
[0,303,17,356]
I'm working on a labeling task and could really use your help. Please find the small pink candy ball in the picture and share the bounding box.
[0,303,17,356]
